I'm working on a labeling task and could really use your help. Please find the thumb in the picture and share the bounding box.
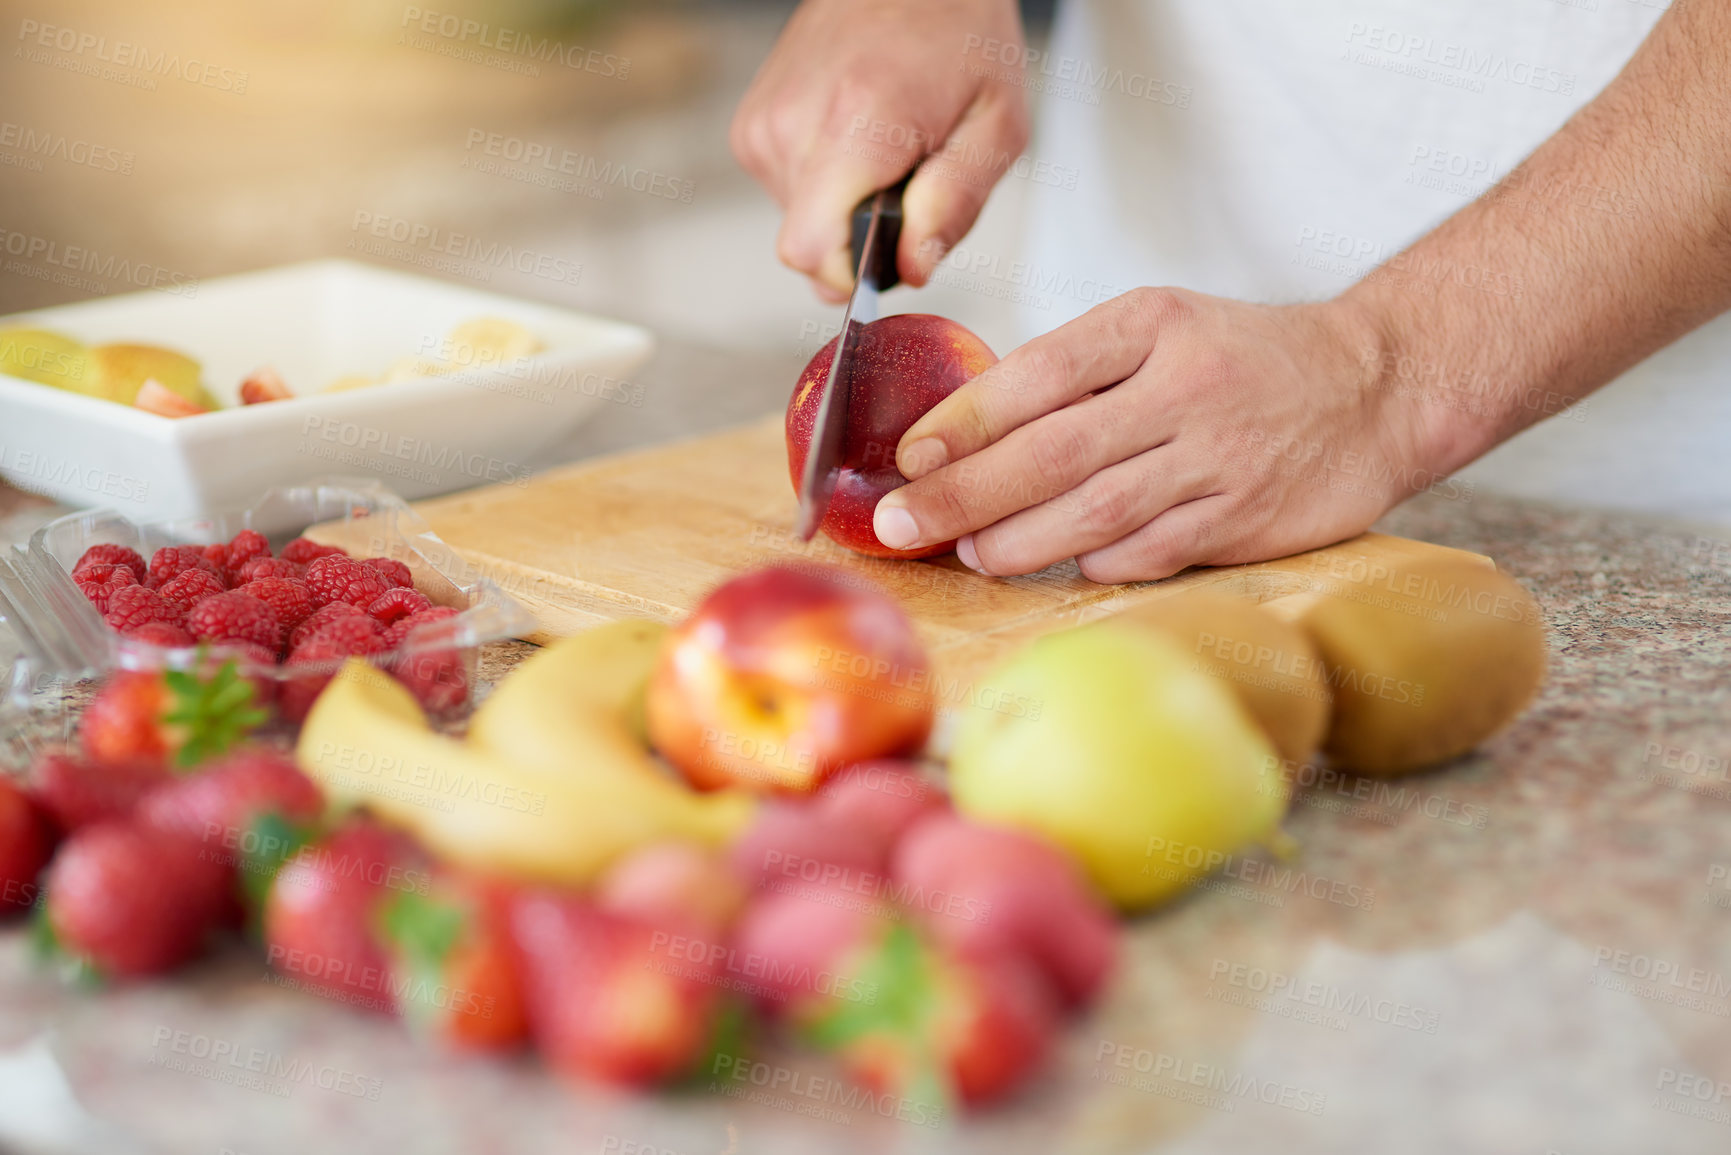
[897,94,1029,287]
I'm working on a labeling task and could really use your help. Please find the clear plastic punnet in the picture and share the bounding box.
[0,476,537,718]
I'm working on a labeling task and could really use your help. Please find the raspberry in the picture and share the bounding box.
[148,546,223,590]
[237,577,315,635]
[302,554,345,581]
[73,544,147,584]
[185,592,282,652]
[281,627,384,722]
[121,622,194,648]
[364,557,414,589]
[236,557,304,584]
[304,558,391,610]
[201,543,229,572]
[381,606,461,650]
[156,567,226,610]
[281,537,347,565]
[391,647,468,713]
[295,614,383,658]
[222,530,271,579]
[366,587,432,626]
[75,564,139,614]
[289,602,369,651]
[104,585,183,633]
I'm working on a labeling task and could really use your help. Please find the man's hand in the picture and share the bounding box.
[871,289,1440,583]
[730,0,1029,300]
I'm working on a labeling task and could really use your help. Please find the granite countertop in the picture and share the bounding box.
[3,351,1730,1153]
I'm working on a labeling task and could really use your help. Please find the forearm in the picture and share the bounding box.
[1340,0,1731,476]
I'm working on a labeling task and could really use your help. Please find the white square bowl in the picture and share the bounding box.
[0,259,654,521]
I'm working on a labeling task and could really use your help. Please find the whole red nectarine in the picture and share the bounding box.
[787,314,997,559]
[645,565,935,795]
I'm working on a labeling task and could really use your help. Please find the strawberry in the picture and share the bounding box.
[139,747,323,843]
[74,564,138,615]
[139,748,323,915]
[239,367,294,404]
[221,530,272,581]
[390,647,469,714]
[596,842,748,939]
[817,761,947,851]
[238,577,315,636]
[891,814,1117,1010]
[280,537,346,566]
[80,662,269,770]
[364,557,414,589]
[729,880,892,1016]
[43,821,230,978]
[156,567,225,611]
[236,557,304,584]
[185,592,281,652]
[72,543,146,584]
[509,892,720,1087]
[263,821,426,1013]
[729,799,884,890]
[828,936,1058,1111]
[304,557,390,610]
[147,545,222,589]
[28,750,171,833]
[381,606,459,650]
[380,871,526,1052]
[365,587,431,626]
[0,776,55,914]
[288,602,370,651]
[121,622,195,648]
[103,585,184,632]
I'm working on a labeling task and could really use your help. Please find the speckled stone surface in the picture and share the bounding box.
[4,477,1731,1155]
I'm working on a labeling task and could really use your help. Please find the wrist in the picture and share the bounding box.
[1323,291,1501,484]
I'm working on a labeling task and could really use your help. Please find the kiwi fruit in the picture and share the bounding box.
[1292,557,1547,776]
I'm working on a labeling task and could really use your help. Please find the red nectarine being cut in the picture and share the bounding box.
[786,314,997,559]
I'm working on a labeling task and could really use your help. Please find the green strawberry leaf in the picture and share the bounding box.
[163,658,270,770]
[800,923,953,1119]
[803,923,933,1049]
[28,905,104,990]
[377,889,466,1029]
[237,812,317,934]
[678,996,755,1092]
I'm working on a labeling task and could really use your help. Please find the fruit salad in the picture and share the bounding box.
[0,316,542,417]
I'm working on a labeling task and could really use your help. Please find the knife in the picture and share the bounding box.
[794,174,912,541]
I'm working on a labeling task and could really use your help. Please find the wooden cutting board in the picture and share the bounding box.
[307,415,1490,687]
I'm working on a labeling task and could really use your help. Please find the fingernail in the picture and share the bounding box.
[874,502,920,551]
[956,534,988,575]
[899,438,948,479]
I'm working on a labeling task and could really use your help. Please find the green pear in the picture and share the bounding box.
[948,622,1290,912]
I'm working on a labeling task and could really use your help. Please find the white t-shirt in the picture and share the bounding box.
[1014,0,1731,525]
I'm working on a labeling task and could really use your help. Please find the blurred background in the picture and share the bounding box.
[0,0,1055,359]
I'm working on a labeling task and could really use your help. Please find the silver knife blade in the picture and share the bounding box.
[794,189,891,541]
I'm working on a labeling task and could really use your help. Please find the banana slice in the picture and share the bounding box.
[382,355,451,383]
[446,317,542,370]
[323,373,382,393]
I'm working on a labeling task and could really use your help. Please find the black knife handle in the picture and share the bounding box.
[850,172,912,291]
